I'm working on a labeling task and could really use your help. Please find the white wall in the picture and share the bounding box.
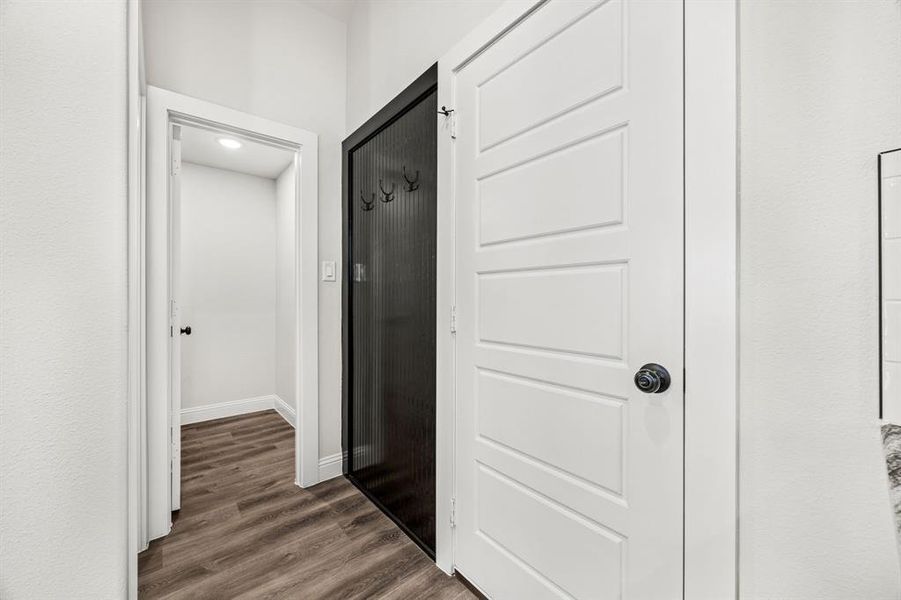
[179,163,278,409]
[143,0,346,457]
[345,0,505,131]
[740,1,901,597]
[276,163,297,408]
[0,0,128,597]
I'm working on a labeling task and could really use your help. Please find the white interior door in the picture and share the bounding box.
[169,124,182,511]
[451,1,684,598]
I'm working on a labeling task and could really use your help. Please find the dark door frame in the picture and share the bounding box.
[341,63,439,557]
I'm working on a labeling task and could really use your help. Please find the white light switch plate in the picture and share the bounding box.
[321,260,336,282]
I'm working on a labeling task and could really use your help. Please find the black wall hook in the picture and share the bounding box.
[403,166,420,192]
[438,105,454,117]
[360,190,375,211]
[379,179,396,203]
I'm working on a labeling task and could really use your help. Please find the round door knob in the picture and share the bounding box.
[634,363,670,394]
[180,326,192,336]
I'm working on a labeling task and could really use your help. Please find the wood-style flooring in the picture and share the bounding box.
[138,410,474,599]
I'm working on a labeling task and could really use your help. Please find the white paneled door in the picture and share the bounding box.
[169,124,183,511]
[451,1,684,598]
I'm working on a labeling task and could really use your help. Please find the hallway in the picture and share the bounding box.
[138,411,473,599]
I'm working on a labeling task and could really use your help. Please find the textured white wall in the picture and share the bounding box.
[345,0,506,131]
[740,1,901,597]
[179,163,278,409]
[0,0,128,597]
[276,164,297,408]
[142,0,346,457]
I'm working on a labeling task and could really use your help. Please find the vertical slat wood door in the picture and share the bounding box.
[451,1,684,598]
[348,89,438,554]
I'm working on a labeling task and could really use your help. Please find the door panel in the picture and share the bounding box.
[453,1,684,598]
[479,265,625,358]
[479,130,625,246]
[347,87,438,554]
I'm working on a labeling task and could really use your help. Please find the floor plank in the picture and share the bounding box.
[138,410,473,599]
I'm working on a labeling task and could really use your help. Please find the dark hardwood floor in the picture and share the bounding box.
[138,410,473,599]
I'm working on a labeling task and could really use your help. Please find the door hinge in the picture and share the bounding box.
[439,106,456,140]
[449,497,456,528]
[450,305,457,334]
[171,427,179,461]
[170,125,182,175]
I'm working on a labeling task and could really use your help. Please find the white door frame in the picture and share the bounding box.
[435,1,739,597]
[139,86,320,543]
[126,0,145,596]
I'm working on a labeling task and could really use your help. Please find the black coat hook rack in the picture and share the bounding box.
[403,166,420,192]
[379,179,396,203]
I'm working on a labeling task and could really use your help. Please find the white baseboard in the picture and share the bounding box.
[180,395,277,425]
[181,394,295,428]
[318,452,343,482]
[273,395,296,428]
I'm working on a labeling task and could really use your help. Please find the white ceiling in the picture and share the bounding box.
[298,0,355,23]
[180,125,295,179]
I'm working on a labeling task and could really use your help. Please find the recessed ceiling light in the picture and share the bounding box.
[218,137,242,150]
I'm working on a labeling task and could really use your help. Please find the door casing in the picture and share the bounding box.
[434,1,739,597]
[141,87,321,543]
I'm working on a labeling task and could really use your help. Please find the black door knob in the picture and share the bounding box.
[634,363,670,394]
[180,326,192,336]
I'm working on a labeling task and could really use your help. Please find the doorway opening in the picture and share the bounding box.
[169,123,300,509]
[139,88,320,548]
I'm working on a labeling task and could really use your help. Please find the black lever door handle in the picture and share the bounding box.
[180,326,192,336]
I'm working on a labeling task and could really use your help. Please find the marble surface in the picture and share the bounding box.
[881,424,901,544]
